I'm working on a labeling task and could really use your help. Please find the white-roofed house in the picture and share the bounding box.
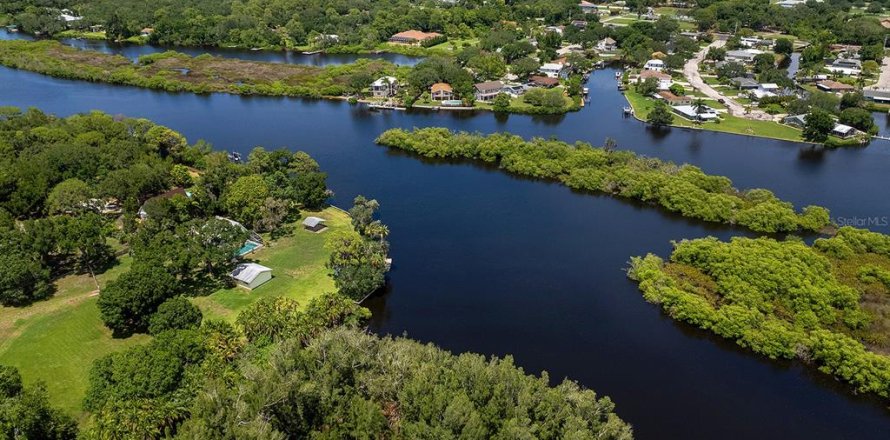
[231,263,272,290]
[302,216,327,232]
[539,62,568,79]
[371,76,399,98]
[832,123,856,138]
[597,37,617,52]
[643,59,665,71]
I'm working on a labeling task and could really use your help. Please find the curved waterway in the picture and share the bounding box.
[3,43,890,439]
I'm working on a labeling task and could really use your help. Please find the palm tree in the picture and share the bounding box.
[692,98,707,115]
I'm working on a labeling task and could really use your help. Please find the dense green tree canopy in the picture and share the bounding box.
[376,128,832,234]
[629,228,890,400]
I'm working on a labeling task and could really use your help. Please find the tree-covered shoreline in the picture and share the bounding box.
[375,127,831,234]
[628,229,890,401]
[0,39,401,98]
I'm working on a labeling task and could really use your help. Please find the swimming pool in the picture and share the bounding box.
[237,240,262,256]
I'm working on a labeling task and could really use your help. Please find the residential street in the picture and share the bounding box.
[866,56,890,90]
[683,39,772,121]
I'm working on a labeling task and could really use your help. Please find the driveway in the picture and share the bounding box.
[683,40,772,120]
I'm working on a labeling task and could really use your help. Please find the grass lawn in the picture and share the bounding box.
[426,38,479,53]
[0,255,148,420]
[192,207,349,321]
[603,16,639,25]
[625,89,805,142]
[55,30,107,40]
[0,207,352,420]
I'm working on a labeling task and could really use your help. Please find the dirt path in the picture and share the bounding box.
[683,40,773,121]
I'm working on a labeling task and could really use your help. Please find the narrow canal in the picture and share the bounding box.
[2,35,890,439]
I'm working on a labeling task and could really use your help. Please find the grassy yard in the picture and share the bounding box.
[192,207,349,321]
[625,89,805,142]
[0,255,148,420]
[0,207,351,420]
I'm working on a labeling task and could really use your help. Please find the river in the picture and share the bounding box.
[2,34,890,439]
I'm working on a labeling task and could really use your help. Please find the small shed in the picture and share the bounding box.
[231,263,272,290]
[302,216,327,232]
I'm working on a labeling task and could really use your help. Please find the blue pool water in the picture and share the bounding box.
[237,240,261,256]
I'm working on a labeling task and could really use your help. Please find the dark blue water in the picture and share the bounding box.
[0,30,423,66]
[2,49,890,439]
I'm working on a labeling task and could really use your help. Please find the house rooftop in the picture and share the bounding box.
[817,80,854,91]
[475,81,504,91]
[641,70,671,80]
[372,76,398,87]
[731,77,759,87]
[302,216,326,228]
[431,82,452,93]
[231,263,271,284]
[391,30,442,41]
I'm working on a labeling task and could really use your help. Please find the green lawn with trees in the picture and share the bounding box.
[0,255,148,418]
[0,108,390,430]
[192,207,349,321]
[625,90,808,143]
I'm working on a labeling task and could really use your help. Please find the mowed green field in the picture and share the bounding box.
[0,255,148,419]
[193,207,349,321]
[0,207,349,419]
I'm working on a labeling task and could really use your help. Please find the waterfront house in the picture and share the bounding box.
[864,87,890,103]
[826,58,862,75]
[302,216,327,232]
[539,62,568,79]
[475,81,505,102]
[832,123,856,138]
[783,114,807,128]
[431,83,454,101]
[672,104,718,121]
[315,34,340,45]
[231,263,272,290]
[816,80,854,93]
[140,27,154,37]
[784,115,857,138]
[389,30,443,45]
[529,76,560,87]
[643,59,665,71]
[656,91,692,106]
[597,37,618,52]
[371,76,399,98]
[639,70,673,90]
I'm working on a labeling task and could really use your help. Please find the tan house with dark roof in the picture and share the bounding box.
[474,81,504,101]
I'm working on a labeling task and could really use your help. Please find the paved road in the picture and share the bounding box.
[683,40,772,121]
[866,56,890,90]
